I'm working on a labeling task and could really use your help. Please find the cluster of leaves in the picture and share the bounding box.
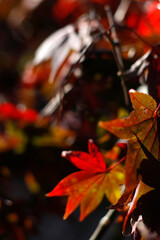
[47,90,160,238]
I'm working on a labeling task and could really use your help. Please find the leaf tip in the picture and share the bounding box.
[88,139,93,144]
[45,193,50,197]
[61,151,72,158]
[79,215,85,222]
[63,211,70,220]
[45,189,57,197]
[63,215,67,220]
[129,89,136,94]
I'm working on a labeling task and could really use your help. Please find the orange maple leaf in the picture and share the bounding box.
[99,90,160,190]
[46,140,124,221]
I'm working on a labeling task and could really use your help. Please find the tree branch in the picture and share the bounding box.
[105,5,129,106]
[89,209,115,240]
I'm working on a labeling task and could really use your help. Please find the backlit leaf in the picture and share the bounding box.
[62,139,107,173]
[99,90,160,190]
[47,140,124,220]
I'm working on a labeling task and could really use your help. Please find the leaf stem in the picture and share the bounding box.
[156,103,160,114]
[89,209,115,240]
[107,156,126,172]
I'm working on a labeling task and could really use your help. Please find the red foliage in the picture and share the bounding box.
[126,2,160,37]
[0,102,39,123]
[47,140,124,220]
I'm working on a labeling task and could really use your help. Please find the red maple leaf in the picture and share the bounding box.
[46,140,124,221]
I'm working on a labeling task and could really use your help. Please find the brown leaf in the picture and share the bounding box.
[99,90,160,190]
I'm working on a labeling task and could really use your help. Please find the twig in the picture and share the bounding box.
[105,5,129,106]
[114,0,132,23]
[89,209,115,240]
[40,83,73,117]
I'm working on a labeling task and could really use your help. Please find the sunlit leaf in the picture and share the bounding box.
[47,140,124,220]
[99,90,160,190]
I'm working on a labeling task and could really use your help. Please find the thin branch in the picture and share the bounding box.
[114,0,132,23]
[89,209,115,240]
[40,83,73,117]
[105,5,129,106]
